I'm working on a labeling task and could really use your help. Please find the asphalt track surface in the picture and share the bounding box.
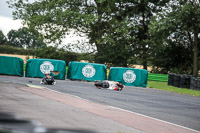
[0,75,200,132]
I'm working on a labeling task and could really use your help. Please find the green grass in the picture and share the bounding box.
[148,81,200,97]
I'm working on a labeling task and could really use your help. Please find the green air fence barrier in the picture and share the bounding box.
[148,73,168,82]
[108,67,148,87]
[67,61,107,81]
[0,56,24,77]
[25,59,66,79]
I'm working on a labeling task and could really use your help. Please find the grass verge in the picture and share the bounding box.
[148,81,200,97]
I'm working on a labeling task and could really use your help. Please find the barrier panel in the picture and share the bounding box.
[67,61,107,81]
[25,59,66,79]
[108,67,148,87]
[0,56,24,76]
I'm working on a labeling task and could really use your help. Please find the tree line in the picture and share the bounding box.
[0,29,94,65]
[0,28,45,49]
[3,0,200,76]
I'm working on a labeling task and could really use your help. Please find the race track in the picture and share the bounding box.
[0,75,200,132]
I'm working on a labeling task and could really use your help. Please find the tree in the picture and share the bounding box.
[149,0,200,76]
[114,0,170,69]
[36,46,78,65]
[9,0,169,67]
[8,0,129,65]
[7,27,46,49]
[149,39,193,74]
[0,30,7,45]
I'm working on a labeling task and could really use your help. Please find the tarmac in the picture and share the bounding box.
[0,79,199,133]
[0,81,142,133]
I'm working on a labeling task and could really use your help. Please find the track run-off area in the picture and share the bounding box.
[0,75,200,133]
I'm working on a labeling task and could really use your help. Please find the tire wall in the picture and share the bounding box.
[168,73,199,90]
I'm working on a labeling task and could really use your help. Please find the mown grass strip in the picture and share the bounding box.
[148,81,200,97]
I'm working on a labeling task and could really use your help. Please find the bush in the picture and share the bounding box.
[0,45,96,65]
[36,46,78,65]
[0,45,36,55]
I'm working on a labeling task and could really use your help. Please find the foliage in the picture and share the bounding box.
[36,46,78,65]
[0,45,36,55]
[7,0,200,74]
[149,0,200,75]
[0,45,81,65]
[77,53,95,63]
[7,0,170,68]
[0,30,7,45]
[150,39,193,74]
[7,27,46,49]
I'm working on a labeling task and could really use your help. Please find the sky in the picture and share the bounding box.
[0,0,91,52]
[0,0,22,35]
